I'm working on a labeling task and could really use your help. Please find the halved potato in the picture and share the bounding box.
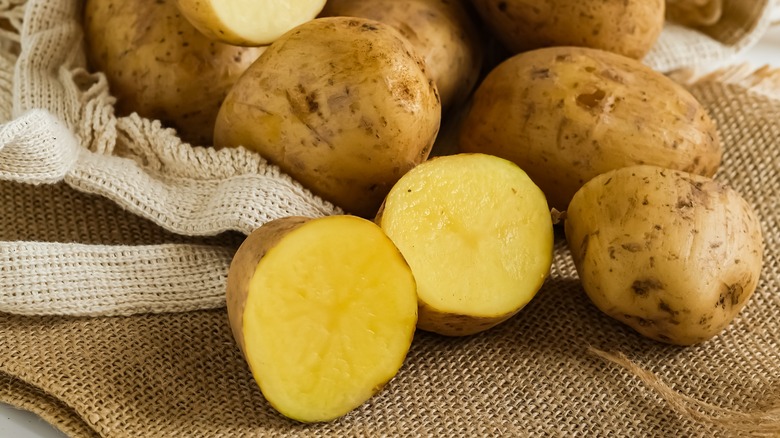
[226,215,418,422]
[176,0,326,46]
[377,153,554,336]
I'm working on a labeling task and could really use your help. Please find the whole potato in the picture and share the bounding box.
[84,0,265,145]
[320,0,483,111]
[469,0,665,59]
[565,165,764,346]
[667,0,722,27]
[459,46,722,211]
[214,17,441,218]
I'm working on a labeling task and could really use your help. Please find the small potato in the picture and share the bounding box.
[214,17,441,218]
[83,0,265,145]
[459,46,722,211]
[469,0,665,59]
[565,165,764,346]
[320,0,483,111]
[377,153,554,336]
[666,0,723,27]
[175,0,326,46]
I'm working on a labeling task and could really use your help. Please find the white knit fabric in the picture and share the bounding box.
[0,0,340,316]
[0,0,774,317]
[0,109,79,183]
[0,241,233,316]
[646,0,772,73]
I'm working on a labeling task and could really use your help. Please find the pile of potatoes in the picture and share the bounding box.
[84,0,764,423]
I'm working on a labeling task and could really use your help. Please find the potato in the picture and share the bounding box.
[469,0,665,59]
[175,0,326,46]
[377,153,554,336]
[320,0,483,111]
[226,215,418,422]
[459,46,722,211]
[565,165,764,346]
[84,0,265,145]
[214,17,441,218]
[667,0,722,27]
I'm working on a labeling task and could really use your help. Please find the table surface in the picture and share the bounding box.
[2,20,780,438]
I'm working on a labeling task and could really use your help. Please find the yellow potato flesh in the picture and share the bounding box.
[379,154,553,335]
[242,216,417,422]
[177,0,326,46]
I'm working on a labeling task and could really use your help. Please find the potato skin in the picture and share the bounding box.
[565,165,764,345]
[469,0,665,59]
[459,46,722,211]
[84,0,264,145]
[226,216,311,355]
[214,17,441,218]
[320,0,483,111]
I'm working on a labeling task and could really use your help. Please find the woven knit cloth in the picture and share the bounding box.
[0,0,779,436]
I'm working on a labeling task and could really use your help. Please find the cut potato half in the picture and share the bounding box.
[176,0,326,46]
[226,216,418,422]
[377,153,554,336]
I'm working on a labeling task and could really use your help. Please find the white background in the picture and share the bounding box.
[2,16,780,438]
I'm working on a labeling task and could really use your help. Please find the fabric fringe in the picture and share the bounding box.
[671,63,780,100]
[0,0,25,43]
[589,347,780,437]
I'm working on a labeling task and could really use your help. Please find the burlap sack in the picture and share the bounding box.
[0,0,779,436]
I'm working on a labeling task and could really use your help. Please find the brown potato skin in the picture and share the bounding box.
[83,0,264,145]
[320,0,483,111]
[565,165,764,346]
[226,217,311,356]
[666,0,722,27]
[459,46,722,211]
[214,17,441,218]
[469,0,665,59]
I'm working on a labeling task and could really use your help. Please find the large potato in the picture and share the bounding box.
[320,0,483,111]
[84,0,265,145]
[469,0,665,59]
[565,165,764,346]
[459,46,722,211]
[214,17,441,218]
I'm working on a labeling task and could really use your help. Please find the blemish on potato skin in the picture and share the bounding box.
[576,89,606,110]
[676,198,693,209]
[621,242,642,252]
[658,300,678,315]
[718,283,745,309]
[631,278,663,297]
[531,68,551,79]
[579,234,590,260]
[599,69,625,84]
[621,313,655,328]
